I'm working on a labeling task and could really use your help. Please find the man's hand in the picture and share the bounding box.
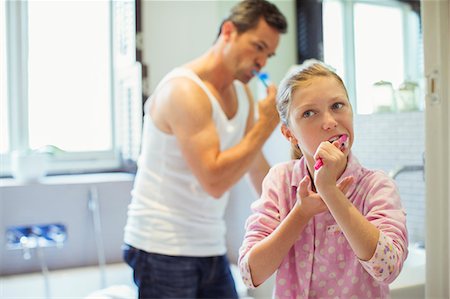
[257,85,279,130]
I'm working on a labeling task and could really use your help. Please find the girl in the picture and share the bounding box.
[238,60,408,298]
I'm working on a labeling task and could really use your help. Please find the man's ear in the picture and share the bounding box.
[220,21,235,41]
[281,124,298,144]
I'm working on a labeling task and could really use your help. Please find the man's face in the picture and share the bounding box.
[228,18,280,83]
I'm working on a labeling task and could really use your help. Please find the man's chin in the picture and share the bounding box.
[236,75,251,84]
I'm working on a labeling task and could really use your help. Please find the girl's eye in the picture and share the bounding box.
[332,102,344,110]
[303,110,315,118]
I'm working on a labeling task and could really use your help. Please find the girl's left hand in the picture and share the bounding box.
[296,174,354,218]
[313,139,348,191]
[295,175,328,218]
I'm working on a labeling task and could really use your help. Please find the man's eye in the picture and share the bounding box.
[255,44,264,51]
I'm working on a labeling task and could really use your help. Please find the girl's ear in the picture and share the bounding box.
[281,124,298,144]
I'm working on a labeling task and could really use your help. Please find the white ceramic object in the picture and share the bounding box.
[11,151,48,183]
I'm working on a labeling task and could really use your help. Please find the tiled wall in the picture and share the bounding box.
[352,111,425,245]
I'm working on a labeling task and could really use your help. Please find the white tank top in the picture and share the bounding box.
[124,68,250,256]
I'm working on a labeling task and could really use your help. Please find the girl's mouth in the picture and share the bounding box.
[328,136,340,143]
[314,134,349,170]
[328,134,349,150]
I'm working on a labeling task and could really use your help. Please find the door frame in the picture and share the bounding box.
[422,0,449,298]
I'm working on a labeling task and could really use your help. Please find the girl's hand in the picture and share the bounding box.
[313,140,347,191]
[295,175,354,219]
[295,175,327,219]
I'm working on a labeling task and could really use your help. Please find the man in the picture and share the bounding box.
[123,0,287,298]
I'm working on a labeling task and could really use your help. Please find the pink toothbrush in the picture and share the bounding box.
[314,134,349,170]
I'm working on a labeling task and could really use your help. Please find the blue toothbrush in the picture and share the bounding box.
[252,70,270,88]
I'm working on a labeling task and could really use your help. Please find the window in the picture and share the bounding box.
[1,0,142,176]
[323,0,423,114]
[27,1,112,152]
[0,0,8,155]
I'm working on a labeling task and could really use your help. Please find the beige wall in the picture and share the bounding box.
[141,0,297,97]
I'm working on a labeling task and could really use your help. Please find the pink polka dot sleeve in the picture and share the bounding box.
[359,231,407,284]
[238,164,288,289]
[356,172,409,284]
[238,250,256,289]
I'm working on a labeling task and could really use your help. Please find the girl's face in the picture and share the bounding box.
[282,76,354,166]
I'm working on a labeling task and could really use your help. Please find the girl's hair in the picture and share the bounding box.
[276,59,349,159]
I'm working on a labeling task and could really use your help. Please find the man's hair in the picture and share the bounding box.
[223,0,287,34]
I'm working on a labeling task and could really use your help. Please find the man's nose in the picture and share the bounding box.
[255,55,268,69]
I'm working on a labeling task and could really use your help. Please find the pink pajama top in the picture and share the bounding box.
[239,153,408,299]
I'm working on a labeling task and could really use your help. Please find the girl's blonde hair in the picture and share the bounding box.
[276,59,349,159]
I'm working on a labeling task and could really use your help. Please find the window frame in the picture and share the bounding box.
[320,0,422,113]
[1,0,140,177]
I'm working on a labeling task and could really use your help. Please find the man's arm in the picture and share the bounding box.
[247,152,271,196]
[242,84,271,196]
[152,78,278,198]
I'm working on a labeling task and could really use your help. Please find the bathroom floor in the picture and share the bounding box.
[1,263,250,299]
[0,263,136,298]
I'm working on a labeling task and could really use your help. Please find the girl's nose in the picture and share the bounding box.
[322,112,338,130]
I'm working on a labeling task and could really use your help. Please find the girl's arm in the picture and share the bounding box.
[318,176,408,283]
[313,142,380,260]
[246,176,320,286]
[240,170,353,287]
[314,144,407,282]
[318,186,379,261]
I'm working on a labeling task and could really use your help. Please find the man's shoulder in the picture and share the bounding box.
[151,70,213,128]
[160,69,201,92]
[155,71,209,105]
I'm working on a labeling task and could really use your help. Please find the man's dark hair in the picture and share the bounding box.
[223,0,287,34]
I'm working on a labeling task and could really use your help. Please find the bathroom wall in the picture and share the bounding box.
[142,0,297,98]
[353,111,425,245]
[142,0,220,94]
[0,173,134,276]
